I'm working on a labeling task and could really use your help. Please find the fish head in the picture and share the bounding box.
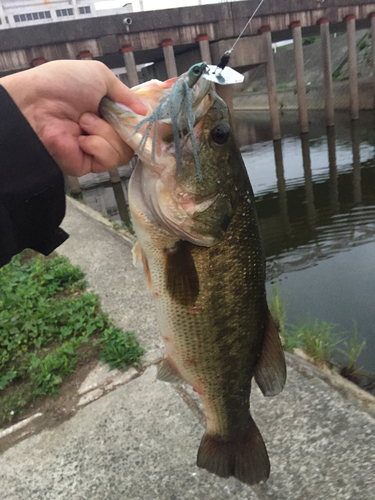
[157,91,241,246]
[100,69,241,247]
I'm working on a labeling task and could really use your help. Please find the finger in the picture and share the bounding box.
[78,134,134,172]
[101,63,147,115]
[80,112,133,165]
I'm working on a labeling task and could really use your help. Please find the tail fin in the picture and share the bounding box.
[197,418,270,485]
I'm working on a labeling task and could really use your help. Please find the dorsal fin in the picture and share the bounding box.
[254,311,287,397]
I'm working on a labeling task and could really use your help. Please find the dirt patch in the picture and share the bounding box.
[0,353,100,453]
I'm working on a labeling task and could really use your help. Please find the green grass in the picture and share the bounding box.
[337,326,366,370]
[291,319,342,365]
[0,251,144,427]
[269,283,367,369]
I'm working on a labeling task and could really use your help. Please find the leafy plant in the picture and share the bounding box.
[269,283,287,340]
[0,251,144,427]
[99,328,144,370]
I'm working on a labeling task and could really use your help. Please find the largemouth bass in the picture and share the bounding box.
[100,64,286,485]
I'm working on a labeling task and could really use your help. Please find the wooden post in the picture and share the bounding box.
[345,14,359,120]
[65,175,81,195]
[121,46,139,88]
[77,50,93,60]
[261,25,281,141]
[215,84,234,123]
[197,34,212,64]
[291,21,309,133]
[317,18,335,127]
[161,39,178,78]
[108,168,121,184]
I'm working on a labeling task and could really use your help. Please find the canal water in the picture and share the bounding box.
[79,110,375,376]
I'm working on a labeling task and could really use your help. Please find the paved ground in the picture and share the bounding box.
[1,197,375,500]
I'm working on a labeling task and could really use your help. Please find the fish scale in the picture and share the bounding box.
[100,66,286,486]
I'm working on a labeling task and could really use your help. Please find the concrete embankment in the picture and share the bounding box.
[1,197,375,500]
[233,79,373,112]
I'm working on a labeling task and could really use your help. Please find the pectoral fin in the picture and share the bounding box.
[132,241,144,269]
[165,241,199,307]
[132,242,152,289]
[254,312,287,397]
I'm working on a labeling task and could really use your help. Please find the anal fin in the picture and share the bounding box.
[165,241,199,307]
[157,356,184,383]
[254,311,287,397]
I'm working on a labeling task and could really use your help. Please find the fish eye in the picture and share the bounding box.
[192,66,201,75]
[210,123,230,146]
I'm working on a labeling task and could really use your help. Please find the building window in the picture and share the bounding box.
[79,6,91,14]
[56,8,74,17]
[14,11,51,23]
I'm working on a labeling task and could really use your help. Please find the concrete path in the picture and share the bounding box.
[1,197,375,500]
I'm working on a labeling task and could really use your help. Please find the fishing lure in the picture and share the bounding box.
[133,62,208,179]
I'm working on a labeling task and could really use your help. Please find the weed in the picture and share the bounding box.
[292,320,343,365]
[269,283,287,338]
[302,36,320,46]
[0,251,143,427]
[99,328,144,370]
[338,326,366,370]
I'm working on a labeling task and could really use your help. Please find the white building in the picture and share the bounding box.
[0,0,132,30]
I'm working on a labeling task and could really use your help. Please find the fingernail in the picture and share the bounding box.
[80,112,96,125]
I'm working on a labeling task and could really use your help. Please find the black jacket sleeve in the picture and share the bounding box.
[0,85,68,268]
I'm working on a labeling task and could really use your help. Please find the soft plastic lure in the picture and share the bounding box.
[133,62,208,179]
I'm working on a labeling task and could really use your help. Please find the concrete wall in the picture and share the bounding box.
[233,79,374,111]
[0,0,374,75]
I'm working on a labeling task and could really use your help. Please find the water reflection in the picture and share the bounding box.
[327,126,339,214]
[245,117,375,273]
[238,112,375,375]
[301,132,316,229]
[77,110,375,373]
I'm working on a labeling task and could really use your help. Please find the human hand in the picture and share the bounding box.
[1,60,146,176]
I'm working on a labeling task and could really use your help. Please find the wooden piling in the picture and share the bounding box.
[345,14,359,120]
[291,21,309,133]
[121,46,140,88]
[317,18,335,127]
[261,25,281,141]
[161,39,178,78]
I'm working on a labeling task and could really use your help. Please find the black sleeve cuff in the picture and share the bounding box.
[0,85,69,267]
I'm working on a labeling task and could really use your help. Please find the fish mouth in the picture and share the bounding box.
[99,68,213,175]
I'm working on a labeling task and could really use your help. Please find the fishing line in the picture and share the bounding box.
[214,0,266,72]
